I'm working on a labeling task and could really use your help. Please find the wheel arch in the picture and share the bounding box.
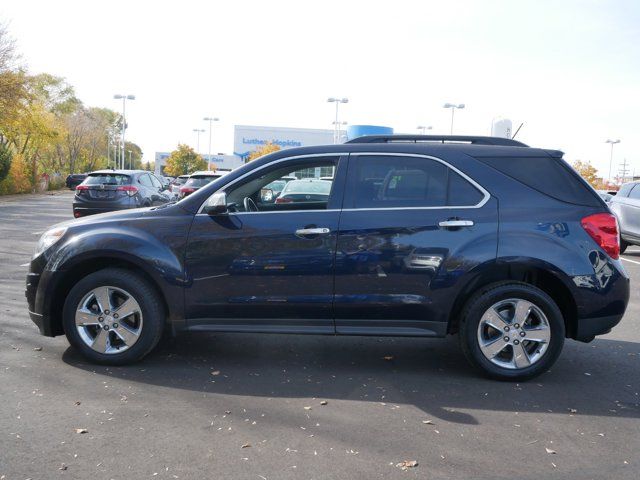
[447,258,578,339]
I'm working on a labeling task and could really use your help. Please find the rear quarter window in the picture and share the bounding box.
[476,156,602,207]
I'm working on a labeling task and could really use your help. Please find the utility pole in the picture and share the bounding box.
[618,158,630,185]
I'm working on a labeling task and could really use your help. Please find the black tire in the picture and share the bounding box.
[62,268,165,365]
[458,282,565,381]
[620,239,628,255]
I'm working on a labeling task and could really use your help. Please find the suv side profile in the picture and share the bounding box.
[27,135,630,380]
[609,181,640,253]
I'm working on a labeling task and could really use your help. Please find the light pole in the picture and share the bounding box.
[327,97,348,144]
[203,117,220,170]
[443,103,465,134]
[113,94,135,169]
[127,150,132,170]
[605,139,621,182]
[332,120,347,143]
[193,129,205,153]
[417,125,433,135]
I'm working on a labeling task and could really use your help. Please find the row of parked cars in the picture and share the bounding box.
[68,169,230,217]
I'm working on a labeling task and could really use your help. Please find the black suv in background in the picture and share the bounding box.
[72,170,171,217]
[65,173,87,190]
[27,136,629,380]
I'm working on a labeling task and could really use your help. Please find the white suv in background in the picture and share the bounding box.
[610,181,640,253]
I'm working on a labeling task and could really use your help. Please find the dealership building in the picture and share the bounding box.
[155,124,392,176]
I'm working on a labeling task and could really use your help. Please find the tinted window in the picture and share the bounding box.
[185,176,216,188]
[350,155,482,208]
[84,173,130,186]
[629,185,640,200]
[138,174,153,187]
[149,175,163,189]
[617,183,636,198]
[477,156,601,207]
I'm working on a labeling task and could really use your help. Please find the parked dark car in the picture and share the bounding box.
[27,135,629,380]
[65,173,87,190]
[179,170,227,198]
[72,170,171,217]
[274,178,332,205]
[609,181,640,253]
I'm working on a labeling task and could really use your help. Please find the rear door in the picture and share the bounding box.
[334,153,498,336]
[622,184,640,237]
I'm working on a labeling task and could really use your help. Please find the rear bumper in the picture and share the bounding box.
[574,314,624,342]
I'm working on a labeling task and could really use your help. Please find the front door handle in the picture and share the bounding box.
[438,219,474,228]
[295,227,331,237]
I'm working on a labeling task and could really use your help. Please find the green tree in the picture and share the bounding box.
[164,144,206,176]
[0,143,11,182]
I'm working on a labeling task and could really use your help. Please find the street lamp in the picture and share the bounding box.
[127,150,132,170]
[417,125,433,135]
[443,103,465,134]
[193,128,205,153]
[605,139,621,182]
[113,94,135,169]
[203,117,220,170]
[327,97,349,144]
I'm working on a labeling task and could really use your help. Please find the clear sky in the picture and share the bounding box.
[2,0,639,177]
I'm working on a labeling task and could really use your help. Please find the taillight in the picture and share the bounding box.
[275,197,292,204]
[581,213,620,260]
[75,185,89,195]
[117,185,139,197]
[180,187,195,197]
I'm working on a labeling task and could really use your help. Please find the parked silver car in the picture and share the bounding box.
[609,181,640,253]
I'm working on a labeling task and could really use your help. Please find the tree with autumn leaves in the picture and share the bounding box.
[247,141,281,161]
[163,144,208,176]
[572,160,609,190]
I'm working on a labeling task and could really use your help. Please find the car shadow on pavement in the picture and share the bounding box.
[62,332,640,425]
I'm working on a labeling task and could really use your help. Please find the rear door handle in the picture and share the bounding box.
[295,227,331,237]
[438,220,474,228]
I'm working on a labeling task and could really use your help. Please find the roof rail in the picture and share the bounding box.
[345,135,528,147]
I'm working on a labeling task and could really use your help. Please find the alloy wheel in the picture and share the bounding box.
[74,286,143,354]
[476,298,551,370]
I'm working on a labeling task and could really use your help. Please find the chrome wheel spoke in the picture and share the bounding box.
[113,297,138,320]
[75,310,100,327]
[480,337,508,359]
[482,307,509,331]
[512,343,531,368]
[93,287,112,313]
[513,300,533,326]
[114,323,140,345]
[92,329,110,353]
[525,326,551,344]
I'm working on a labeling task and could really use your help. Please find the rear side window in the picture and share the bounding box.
[618,183,636,198]
[477,156,601,207]
[349,155,483,208]
[84,174,130,186]
[138,174,153,187]
[629,185,640,200]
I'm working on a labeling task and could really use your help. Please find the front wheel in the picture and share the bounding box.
[63,268,165,365]
[458,283,565,381]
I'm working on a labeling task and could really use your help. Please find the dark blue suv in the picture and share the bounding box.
[26,136,630,380]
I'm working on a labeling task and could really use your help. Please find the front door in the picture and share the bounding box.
[334,153,498,336]
[184,155,345,333]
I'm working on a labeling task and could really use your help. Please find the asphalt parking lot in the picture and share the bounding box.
[1,191,639,480]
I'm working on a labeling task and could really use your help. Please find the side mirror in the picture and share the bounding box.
[203,192,228,215]
[260,188,274,203]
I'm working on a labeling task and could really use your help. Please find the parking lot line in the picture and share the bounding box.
[621,257,640,266]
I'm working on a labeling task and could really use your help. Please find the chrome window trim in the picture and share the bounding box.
[197,151,490,215]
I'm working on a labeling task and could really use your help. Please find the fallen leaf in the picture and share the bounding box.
[211,370,221,376]
[320,400,328,405]
[383,356,394,361]
[59,464,67,471]
[74,401,81,406]
[241,443,251,449]
[75,428,88,434]
[396,460,418,470]
[568,408,577,413]
[545,448,557,455]
[422,420,434,425]
[225,411,231,414]
[304,406,312,411]
[33,347,43,351]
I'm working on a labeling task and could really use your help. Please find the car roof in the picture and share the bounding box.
[190,170,227,176]
[89,169,147,175]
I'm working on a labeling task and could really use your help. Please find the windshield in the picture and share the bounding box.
[83,173,130,186]
[174,176,189,185]
[282,180,332,194]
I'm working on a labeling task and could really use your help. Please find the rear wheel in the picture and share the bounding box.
[63,268,164,365]
[459,283,565,381]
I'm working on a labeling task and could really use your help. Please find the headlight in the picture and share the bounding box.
[34,227,67,258]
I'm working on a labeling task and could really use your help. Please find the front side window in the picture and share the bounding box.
[224,157,338,212]
[348,155,483,209]
[138,174,153,187]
